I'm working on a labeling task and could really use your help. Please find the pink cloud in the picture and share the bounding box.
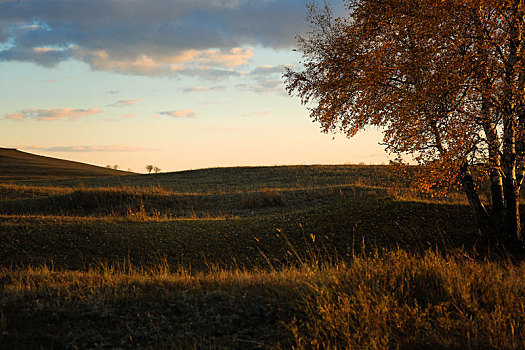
[5,108,102,121]
[5,112,25,120]
[73,47,252,77]
[182,85,226,93]
[108,98,142,107]
[159,109,197,118]
[21,145,155,152]
[194,47,253,68]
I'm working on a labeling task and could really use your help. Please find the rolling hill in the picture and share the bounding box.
[0,148,129,181]
[1,151,522,349]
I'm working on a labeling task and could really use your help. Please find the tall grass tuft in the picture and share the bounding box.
[287,249,525,349]
[242,189,285,209]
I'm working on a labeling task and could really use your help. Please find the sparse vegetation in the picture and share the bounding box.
[0,153,523,348]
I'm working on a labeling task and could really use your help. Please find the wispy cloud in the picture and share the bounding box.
[159,109,197,118]
[182,85,226,93]
[236,79,285,94]
[123,113,136,119]
[21,145,155,152]
[235,65,287,94]
[107,98,142,107]
[201,100,233,105]
[249,65,284,76]
[5,108,102,121]
[243,111,270,117]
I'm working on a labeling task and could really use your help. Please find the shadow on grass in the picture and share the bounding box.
[0,193,478,271]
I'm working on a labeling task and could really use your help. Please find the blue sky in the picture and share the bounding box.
[0,0,387,172]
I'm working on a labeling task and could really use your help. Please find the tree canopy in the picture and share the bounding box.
[285,0,525,247]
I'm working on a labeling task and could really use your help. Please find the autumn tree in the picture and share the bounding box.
[285,0,525,248]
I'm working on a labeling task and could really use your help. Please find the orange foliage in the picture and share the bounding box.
[285,0,525,242]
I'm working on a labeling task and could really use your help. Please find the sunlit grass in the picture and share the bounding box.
[1,250,524,349]
[0,183,70,200]
[1,164,519,348]
[0,181,384,219]
[289,250,525,349]
[13,164,396,192]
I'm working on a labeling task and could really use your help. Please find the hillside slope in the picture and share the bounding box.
[0,148,129,181]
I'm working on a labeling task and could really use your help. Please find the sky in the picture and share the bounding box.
[0,0,388,173]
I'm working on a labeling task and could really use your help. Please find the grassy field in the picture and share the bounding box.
[0,154,523,348]
[0,148,128,181]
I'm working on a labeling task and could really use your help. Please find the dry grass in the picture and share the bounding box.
[242,189,286,209]
[0,183,70,200]
[1,250,523,349]
[1,164,522,348]
[0,147,127,181]
[288,250,525,349]
[13,164,396,192]
[0,181,375,219]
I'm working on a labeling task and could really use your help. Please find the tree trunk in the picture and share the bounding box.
[500,1,523,246]
[482,115,505,223]
[502,171,522,243]
[460,164,491,238]
[501,117,522,244]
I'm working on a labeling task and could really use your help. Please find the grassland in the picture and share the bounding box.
[0,148,128,181]
[0,156,523,349]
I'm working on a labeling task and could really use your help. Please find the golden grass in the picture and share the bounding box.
[1,250,524,349]
[0,183,70,200]
[0,174,478,273]
[289,250,525,349]
[1,164,521,348]
[0,181,373,220]
[13,164,396,192]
